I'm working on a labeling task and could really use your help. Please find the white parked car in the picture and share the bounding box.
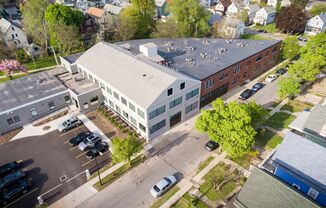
[265,74,278,83]
[78,133,102,151]
[57,116,82,132]
[150,175,177,198]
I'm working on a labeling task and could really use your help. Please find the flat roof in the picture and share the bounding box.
[272,132,326,190]
[63,52,84,64]
[56,72,99,95]
[76,42,199,109]
[234,166,321,208]
[117,38,280,80]
[303,105,326,138]
[0,68,68,114]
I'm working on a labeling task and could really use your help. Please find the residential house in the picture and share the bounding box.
[258,132,326,206]
[55,0,76,7]
[200,0,212,7]
[234,166,322,208]
[243,0,251,6]
[289,104,326,146]
[0,5,21,20]
[253,6,276,25]
[226,1,244,16]
[304,13,326,36]
[75,0,105,14]
[218,18,245,38]
[87,7,110,30]
[305,0,326,11]
[214,0,232,15]
[154,0,169,19]
[0,18,28,49]
[103,2,129,16]
[245,4,260,23]
[267,0,291,8]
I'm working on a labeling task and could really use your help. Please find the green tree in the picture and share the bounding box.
[0,39,14,60]
[196,98,262,158]
[21,0,50,51]
[300,32,326,59]
[237,10,249,24]
[281,36,300,60]
[290,0,309,9]
[115,8,138,41]
[170,0,210,37]
[275,0,282,13]
[112,135,142,166]
[151,19,181,38]
[288,57,323,81]
[245,101,269,128]
[45,4,84,27]
[309,4,326,16]
[278,76,301,99]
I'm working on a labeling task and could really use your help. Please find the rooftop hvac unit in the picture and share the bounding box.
[139,43,158,58]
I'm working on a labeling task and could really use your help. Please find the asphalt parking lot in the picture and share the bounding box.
[0,125,111,208]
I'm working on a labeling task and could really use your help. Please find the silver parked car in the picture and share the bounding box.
[78,133,102,151]
[150,175,177,198]
[57,116,82,132]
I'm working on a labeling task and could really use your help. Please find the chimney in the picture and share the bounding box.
[139,43,157,58]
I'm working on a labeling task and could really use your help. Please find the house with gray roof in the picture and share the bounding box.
[260,132,326,207]
[253,6,276,25]
[0,17,28,49]
[245,4,260,23]
[305,13,326,36]
[289,104,326,146]
[234,166,321,208]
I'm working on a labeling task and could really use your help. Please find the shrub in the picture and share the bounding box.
[15,49,31,63]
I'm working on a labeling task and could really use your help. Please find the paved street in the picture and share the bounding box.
[77,129,210,208]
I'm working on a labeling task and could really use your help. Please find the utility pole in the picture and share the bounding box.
[49,46,59,66]
[94,155,103,185]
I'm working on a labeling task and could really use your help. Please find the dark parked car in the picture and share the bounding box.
[0,170,26,190]
[86,142,109,159]
[256,29,267,33]
[69,131,92,146]
[0,162,19,178]
[0,179,31,206]
[276,68,286,75]
[205,140,219,151]
[252,83,264,93]
[239,89,253,100]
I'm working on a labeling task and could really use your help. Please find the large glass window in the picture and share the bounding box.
[185,101,198,114]
[123,111,129,119]
[106,87,112,95]
[129,102,135,112]
[13,115,20,123]
[150,119,166,134]
[186,88,199,100]
[90,96,99,105]
[114,92,119,101]
[139,123,146,132]
[205,79,214,89]
[234,65,240,73]
[149,105,166,120]
[7,118,14,125]
[167,88,173,96]
[121,97,127,106]
[180,82,185,90]
[169,97,182,109]
[130,116,137,127]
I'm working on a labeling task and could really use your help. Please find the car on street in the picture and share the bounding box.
[276,68,286,76]
[239,89,253,100]
[0,162,19,178]
[0,179,31,206]
[251,83,264,93]
[78,133,102,151]
[86,142,109,159]
[256,29,267,33]
[69,131,92,146]
[205,140,219,151]
[57,116,82,132]
[0,170,26,190]
[298,36,307,42]
[265,74,278,83]
[150,175,177,198]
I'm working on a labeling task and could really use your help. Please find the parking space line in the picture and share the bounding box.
[81,159,94,167]
[59,125,84,137]
[4,187,39,208]
[70,146,79,151]
[75,152,87,158]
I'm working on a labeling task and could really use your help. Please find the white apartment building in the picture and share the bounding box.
[74,42,201,141]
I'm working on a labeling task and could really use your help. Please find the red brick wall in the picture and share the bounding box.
[200,41,281,106]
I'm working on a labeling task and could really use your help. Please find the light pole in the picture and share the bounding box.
[94,155,103,185]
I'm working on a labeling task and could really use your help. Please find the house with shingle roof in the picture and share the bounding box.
[0,17,28,49]
[253,6,276,25]
[305,13,326,36]
[86,7,111,30]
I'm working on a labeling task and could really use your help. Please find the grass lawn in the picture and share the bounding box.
[281,100,312,112]
[150,186,180,208]
[230,154,253,169]
[255,128,283,150]
[199,162,245,201]
[241,33,272,40]
[171,193,209,208]
[93,154,145,191]
[23,56,57,70]
[252,23,277,33]
[264,112,296,130]
[197,156,215,174]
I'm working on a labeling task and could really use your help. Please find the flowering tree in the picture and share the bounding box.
[0,60,27,79]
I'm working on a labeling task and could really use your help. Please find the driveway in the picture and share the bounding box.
[77,129,210,208]
[0,126,110,208]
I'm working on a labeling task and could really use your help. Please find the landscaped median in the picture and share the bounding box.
[93,154,145,191]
